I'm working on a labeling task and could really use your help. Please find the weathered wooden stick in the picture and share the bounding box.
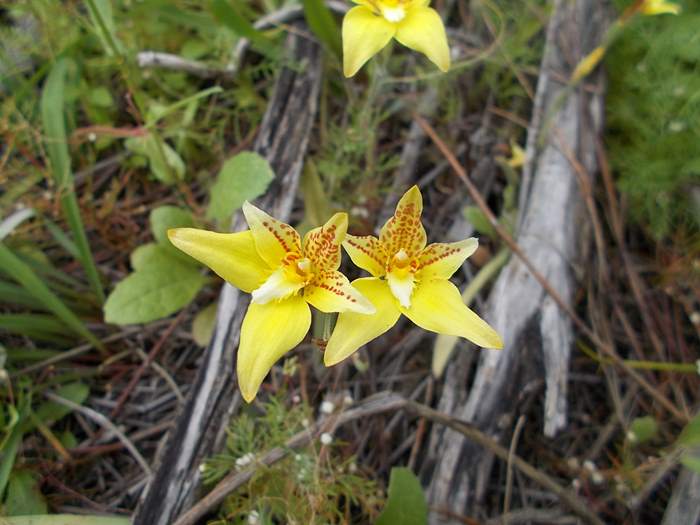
[133,31,321,525]
[661,467,700,525]
[423,0,606,519]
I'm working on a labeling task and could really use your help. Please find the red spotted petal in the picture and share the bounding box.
[379,185,426,257]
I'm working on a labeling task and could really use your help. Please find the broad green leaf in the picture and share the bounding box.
[192,302,218,347]
[5,471,47,516]
[207,152,274,223]
[125,134,186,184]
[104,262,205,325]
[0,243,100,347]
[628,416,658,445]
[376,468,427,525]
[1,515,130,525]
[150,206,195,245]
[130,243,197,273]
[130,243,172,272]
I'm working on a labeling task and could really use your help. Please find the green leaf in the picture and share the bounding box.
[5,471,47,516]
[85,0,124,57]
[376,468,428,525]
[150,206,195,245]
[41,58,105,303]
[192,302,218,347]
[463,206,496,238]
[681,451,700,475]
[41,59,71,189]
[678,413,700,447]
[1,515,130,525]
[89,86,114,108]
[0,243,100,347]
[31,383,89,430]
[628,416,658,445]
[130,243,171,272]
[125,134,186,184]
[210,0,278,59]
[302,0,341,58]
[297,162,335,236]
[104,262,205,325]
[206,151,274,223]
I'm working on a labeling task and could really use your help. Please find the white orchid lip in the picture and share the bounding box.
[386,248,418,308]
[381,5,406,22]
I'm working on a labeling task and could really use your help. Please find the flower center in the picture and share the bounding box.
[251,255,314,304]
[386,249,418,308]
[294,258,312,280]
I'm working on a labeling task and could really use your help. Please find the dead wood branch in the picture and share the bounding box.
[172,394,603,525]
[422,0,607,519]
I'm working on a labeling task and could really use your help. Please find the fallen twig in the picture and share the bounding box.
[174,393,604,525]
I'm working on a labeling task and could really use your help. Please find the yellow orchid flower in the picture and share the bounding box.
[342,0,450,77]
[168,203,375,402]
[639,0,680,15]
[324,186,503,366]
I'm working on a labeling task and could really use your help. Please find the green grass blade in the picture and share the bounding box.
[84,0,124,58]
[0,314,74,338]
[0,243,101,348]
[0,404,28,500]
[41,58,105,303]
[210,0,278,59]
[0,281,44,309]
[302,0,341,58]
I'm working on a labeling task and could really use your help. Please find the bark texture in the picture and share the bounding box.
[423,0,607,521]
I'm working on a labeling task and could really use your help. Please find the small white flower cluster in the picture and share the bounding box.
[583,459,605,486]
[320,400,335,415]
[320,432,333,446]
[235,452,255,470]
[247,510,259,524]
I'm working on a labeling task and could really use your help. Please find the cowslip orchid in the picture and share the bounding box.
[324,186,503,366]
[342,0,450,77]
[168,203,374,402]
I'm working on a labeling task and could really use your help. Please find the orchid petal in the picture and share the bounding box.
[237,295,311,402]
[242,201,302,267]
[417,238,478,280]
[343,234,387,277]
[395,7,450,72]
[302,212,348,272]
[304,271,376,314]
[251,267,305,304]
[343,6,396,77]
[379,185,426,257]
[640,0,680,15]
[324,278,401,366]
[403,279,502,348]
[168,228,268,293]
